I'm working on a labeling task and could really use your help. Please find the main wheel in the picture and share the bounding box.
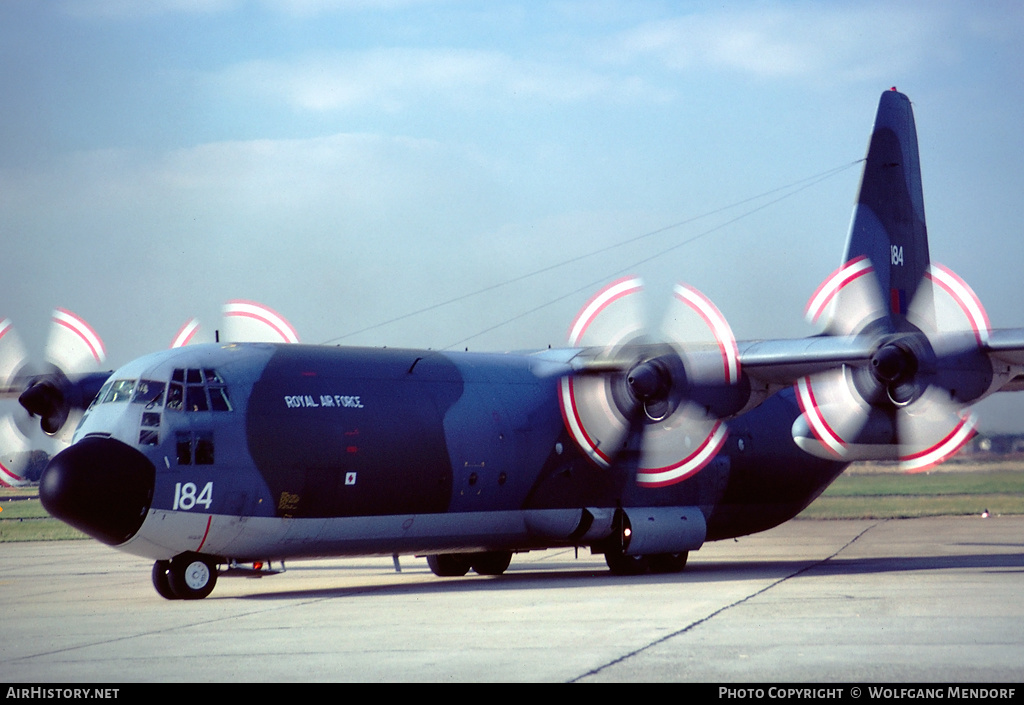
[152,560,179,600]
[648,552,688,573]
[167,552,218,599]
[426,553,472,577]
[604,548,649,576]
[470,551,513,576]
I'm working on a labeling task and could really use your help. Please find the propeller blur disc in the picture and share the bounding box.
[171,301,299,347]
[560,278,739,487]
[45,309,106,372]
[805,256,887,336]
[665,283,740,385]
[795,259,989,471]
[560,277,645,468]
[223,300,299,344]
[912,264,990,344]
[170,318,202,348]
[0,310,107,484]
[897,386,977,473]
[0,318,28,394]
[568,276,644,348]
[0,413,30,487]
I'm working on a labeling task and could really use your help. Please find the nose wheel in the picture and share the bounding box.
[152,552,219,599]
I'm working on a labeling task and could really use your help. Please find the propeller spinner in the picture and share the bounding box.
[560,277,741,487]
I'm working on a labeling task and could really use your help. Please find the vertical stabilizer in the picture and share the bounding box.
[844,89,930,330]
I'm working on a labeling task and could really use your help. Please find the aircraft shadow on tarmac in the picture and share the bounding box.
[228,550,1024,602]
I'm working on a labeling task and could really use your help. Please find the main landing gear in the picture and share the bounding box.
[426,550,514,577]
[153,552,219,600]
[425,548,689,577]
[603,548,689,576]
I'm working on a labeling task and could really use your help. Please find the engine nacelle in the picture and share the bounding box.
[621,506,706,556]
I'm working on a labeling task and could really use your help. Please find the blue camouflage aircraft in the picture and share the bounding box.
[4,89,1023,599]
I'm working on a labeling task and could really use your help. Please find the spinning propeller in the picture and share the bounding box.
[0,310,108,486]
[560,277,743,487]
[171,300,299,347]
[1,300,298,486]
[794,258,993,472]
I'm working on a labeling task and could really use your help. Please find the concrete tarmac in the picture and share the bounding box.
[1,516,1022,683]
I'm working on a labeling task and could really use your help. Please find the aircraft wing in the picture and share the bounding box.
[985,328,1024,365]
[740,328,1024,399]
[984,328,1024,391]
[737,336,876,388]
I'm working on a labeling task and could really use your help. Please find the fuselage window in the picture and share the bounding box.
[176,431,192,465]
[175,430,214,465]
[195,431,214,465]
[139,410,161,446]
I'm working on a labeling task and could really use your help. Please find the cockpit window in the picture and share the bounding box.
[102,379,136,403]
[186,384,209,412]
[167,382,184,411]
[166,368,232,412]
[131,380,165,408]
[88,380,113,411]
[209,387,231,411]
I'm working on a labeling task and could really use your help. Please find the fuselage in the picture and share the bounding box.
[41,342,848,564]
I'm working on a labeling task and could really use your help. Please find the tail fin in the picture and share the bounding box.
[844,88,931,331]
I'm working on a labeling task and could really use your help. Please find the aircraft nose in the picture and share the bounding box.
[40,436,155,546]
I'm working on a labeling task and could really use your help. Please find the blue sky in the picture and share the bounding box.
[3,0,1024,430]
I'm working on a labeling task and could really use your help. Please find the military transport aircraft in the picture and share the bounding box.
[3,89,1024,599]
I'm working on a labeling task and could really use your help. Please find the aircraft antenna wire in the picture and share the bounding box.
[443,160,862,350]
[320,159,863,348]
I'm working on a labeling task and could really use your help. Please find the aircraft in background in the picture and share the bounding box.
[3,89,1023,599]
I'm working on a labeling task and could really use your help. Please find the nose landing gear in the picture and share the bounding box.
[152,552,219,600]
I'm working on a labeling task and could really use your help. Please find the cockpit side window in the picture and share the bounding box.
[209,388,231,411]
[88,380,113,411]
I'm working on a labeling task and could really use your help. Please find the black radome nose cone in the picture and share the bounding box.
[40,436,155,545]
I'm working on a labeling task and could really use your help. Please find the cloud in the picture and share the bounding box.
[6,124,743,355]
[0,131,473,239]
[609,2,962,82]
[215,47,665,114]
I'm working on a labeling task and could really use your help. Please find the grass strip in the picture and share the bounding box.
[3,468,1023,540]
[800,468,1024,519]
